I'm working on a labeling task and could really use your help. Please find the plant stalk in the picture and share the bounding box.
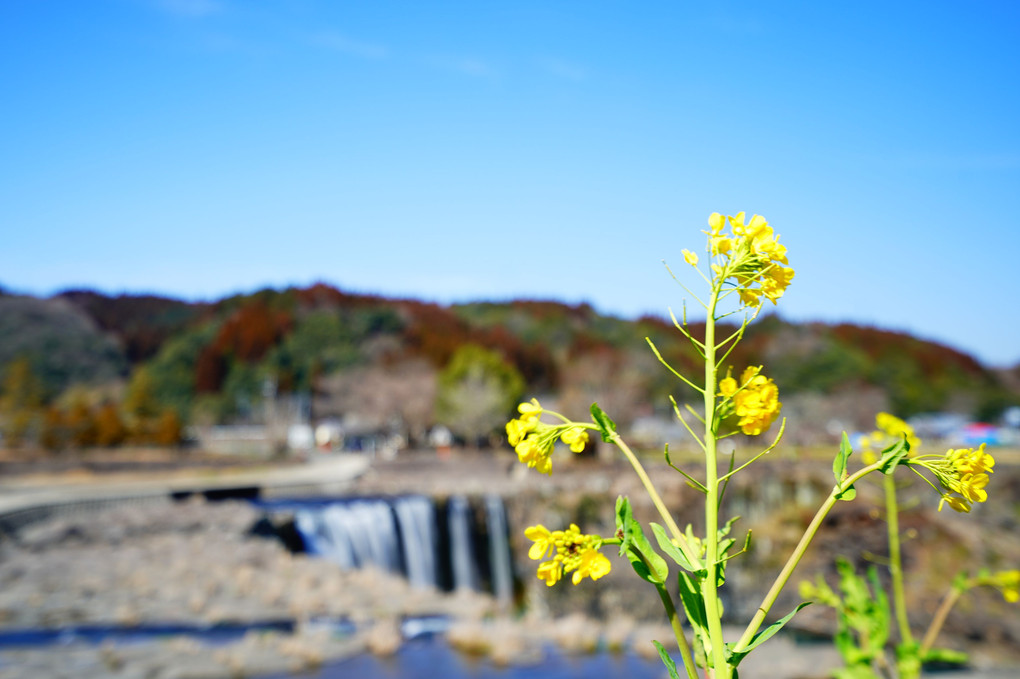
[732,461,885,653]
[885,474,914,646]
[656,583,702,679]
[611,432,702,566]
[919,586,962,657]
[701,287,729,678]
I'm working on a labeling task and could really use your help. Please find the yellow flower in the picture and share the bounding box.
[560,426,589,453]
[948,443,995,475]
[718,376,738,398]
[711,235,733,256]
[698,211,794,310]
[728,366,781,436]
[875,412,921,451]
[525,524,555,560]
[514,434,554,474]
[983,570,1020,603]
[682,249,699,266]
[728,211,749,236]
[518,398,543,423]
[524,523,610,587]
[537,559,562,586]
[737,286,762,307]
[759,265,794,303]
[572,548,612,585]
[913,444,995,513]
[939,494,971,513]
[958,472,989,503]
[745,214,769,239]
[505,418,533,446]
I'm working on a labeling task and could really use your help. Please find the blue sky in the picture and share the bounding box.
[2,1,1019,366]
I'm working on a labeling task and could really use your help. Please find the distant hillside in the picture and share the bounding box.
[1,282,1017,449]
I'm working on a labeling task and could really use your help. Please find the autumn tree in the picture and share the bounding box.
[0,356,44,447]
[435,345,524,446]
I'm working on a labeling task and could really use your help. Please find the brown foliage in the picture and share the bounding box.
[59,290,205,363]
[213,301,292,363]
[400,302,558,389]
[94,403,127,447]
[152,410,183,446]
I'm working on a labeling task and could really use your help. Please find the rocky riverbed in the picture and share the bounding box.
[0,449,1018,679]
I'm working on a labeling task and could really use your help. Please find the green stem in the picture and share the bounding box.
[732,461,884,653]
[885,474,914,646]
[610,432,702,567]
[918,586,963,657]
[701,287,729,678]
[656,583,702,679]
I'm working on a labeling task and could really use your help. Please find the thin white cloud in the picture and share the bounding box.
[430,56,496,78]
[537,57,587,82]
[153,0,223,18]
[311,31,389,60]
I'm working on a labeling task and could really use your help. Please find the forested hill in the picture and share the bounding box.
[0,283,1017,447]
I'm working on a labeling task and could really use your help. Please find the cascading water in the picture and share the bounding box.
[392,496,438,589]
[484,494,513,605]
[447,495,479,592]
[278,495,514,599]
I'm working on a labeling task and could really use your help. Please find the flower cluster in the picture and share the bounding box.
[705,211,795,307]
[859,412,922,464]
[910,443,995,513]
[525,523,611,586]
[973,569,1020,603]
[505,399,589,475]
[718,365,782,436]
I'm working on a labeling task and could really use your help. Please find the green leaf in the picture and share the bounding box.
[833,433,857,501]
[921,647,968,666]
[615,496,669,584]
[590,402,617,442]
[651,522,701,573]
[727,602,811,667]
[652,641,681,679]
[677,571,708,633]
[878,437,909,475]
[718,515,741,541]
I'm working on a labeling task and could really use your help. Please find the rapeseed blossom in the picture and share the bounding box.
[704,211,795,307]
[859,412,922,464]
[525,523,611,586]
[909,443,996,513]
[718,366,782,436]
[975,569,1020,603]
[505,400,590,475]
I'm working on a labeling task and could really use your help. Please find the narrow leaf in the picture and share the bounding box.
[835,485,857,501]
[728,602,811,667]
[616,497,668,584]
[590,402,618,442]
[878,438,909,475]
[833,432,852,482]
[651,522,700,572]
[677,571,708,633]
[652,641,681,679]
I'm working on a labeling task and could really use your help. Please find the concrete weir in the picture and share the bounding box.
[0,455,371,539]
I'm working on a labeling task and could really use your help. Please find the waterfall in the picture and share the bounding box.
[393,496,438,589]
[278,495,513,599]
[484,494,513,605]
[447,495,479,591]
[295,499,401,574]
